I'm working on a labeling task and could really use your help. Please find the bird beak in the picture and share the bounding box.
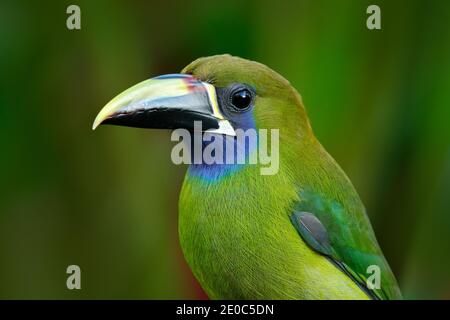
[92,74,235,136]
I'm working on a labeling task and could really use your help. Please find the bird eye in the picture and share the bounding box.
[231,89,252,111]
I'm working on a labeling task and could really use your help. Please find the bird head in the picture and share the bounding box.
[93,54,312,141]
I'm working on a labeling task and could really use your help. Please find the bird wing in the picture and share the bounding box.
[290,205,402,300]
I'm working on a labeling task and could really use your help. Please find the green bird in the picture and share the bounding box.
[93,54,402,300]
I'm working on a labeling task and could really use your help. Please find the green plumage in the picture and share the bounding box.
[94,53,402,299]
[178,55,402,299]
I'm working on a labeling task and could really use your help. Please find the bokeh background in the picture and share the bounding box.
[0,0,449,299]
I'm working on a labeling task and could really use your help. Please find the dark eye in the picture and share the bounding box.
[231,89,252,111]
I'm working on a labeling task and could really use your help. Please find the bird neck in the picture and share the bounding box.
[186,128,282,182]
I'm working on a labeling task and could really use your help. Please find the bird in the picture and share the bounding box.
[93,54,402,300]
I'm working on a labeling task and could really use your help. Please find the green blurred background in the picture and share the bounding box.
[0,0,449,299]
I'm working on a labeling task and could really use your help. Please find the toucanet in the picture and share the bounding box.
[93,55,402,300]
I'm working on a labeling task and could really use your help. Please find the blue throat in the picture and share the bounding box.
[188,113,257,182]
[187,132,260,182]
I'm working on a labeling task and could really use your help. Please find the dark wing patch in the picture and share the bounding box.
[290,212,333,256]
[290,211,381,300]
